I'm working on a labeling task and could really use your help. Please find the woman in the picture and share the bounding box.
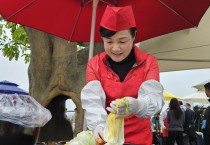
[81,5,164,145]
[160,107,169,145]
[151,112,162,145]
[167,98,185,145]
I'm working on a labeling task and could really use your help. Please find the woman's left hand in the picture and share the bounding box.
[107,97,142,117]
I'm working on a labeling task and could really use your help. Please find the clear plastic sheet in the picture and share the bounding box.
[0,93,52,127]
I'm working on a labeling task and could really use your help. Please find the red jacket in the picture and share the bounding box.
[86,45,159,145]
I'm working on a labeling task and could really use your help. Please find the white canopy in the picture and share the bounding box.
[139,8,210,72]
[192,79,210,91]
[181,91,209,104]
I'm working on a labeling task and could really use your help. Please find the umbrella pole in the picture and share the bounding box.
[88,0,99,60]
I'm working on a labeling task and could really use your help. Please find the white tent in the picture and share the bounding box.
[192,79,210,91]
[181,91,209,104]
[139,8,210,72]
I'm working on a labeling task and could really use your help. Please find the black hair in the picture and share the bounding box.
[204,82,210,89]
[185,103,191,107]
[178,101,183,105]
[100,26,137,38]
[169,98,183,119]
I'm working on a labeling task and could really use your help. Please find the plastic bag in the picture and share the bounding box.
[104,113,124,145]
[104,98,127,145]
[0,93,52,127]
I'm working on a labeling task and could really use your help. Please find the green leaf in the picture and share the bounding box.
[0,20,30,63]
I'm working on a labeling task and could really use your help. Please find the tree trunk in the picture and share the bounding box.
[25,27,104,143]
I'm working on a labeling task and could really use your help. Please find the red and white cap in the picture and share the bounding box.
[100,5,136,31]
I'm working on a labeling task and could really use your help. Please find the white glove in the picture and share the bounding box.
[107,97,143,118]
[93,124,105,142]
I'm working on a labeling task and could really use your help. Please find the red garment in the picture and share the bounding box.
[162,118,169,137]
[86,45,159,144]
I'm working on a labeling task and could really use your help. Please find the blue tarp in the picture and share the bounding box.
[0,80,28,95]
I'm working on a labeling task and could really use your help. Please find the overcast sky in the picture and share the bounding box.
[0,52,29,90]
[160,69,210,97]
[1,51,210,98]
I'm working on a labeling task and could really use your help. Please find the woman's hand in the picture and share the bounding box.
[107,97,142,117]
[94,124,106,145]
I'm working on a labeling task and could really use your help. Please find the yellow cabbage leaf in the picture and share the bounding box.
[104,98,129,145]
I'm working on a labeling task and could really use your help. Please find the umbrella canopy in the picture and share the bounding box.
[140,7,210,72]
[0,80,28,95]
[181,91,209,103]
[192,79,210,91]
[163,90,180,101]
[0,0,210,59]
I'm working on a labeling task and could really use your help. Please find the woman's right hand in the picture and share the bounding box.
[94,124,106,145]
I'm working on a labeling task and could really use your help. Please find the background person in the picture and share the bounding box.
[70,108,77,131]
[184,103,195,145]
[81,5,164,145]
[151,112,162,145]
[160,107,169,145]
[193,105,203,132]
[167,98,185,145]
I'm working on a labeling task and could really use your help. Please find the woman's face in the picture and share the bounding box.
[102,29,135,62]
